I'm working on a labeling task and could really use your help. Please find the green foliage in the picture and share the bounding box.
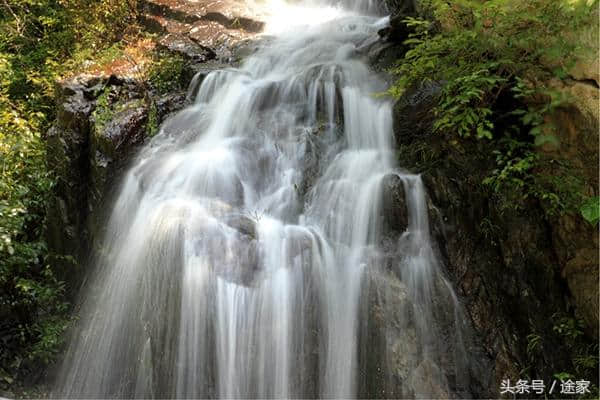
[550,314,599,395]
[93,86,114,133]
[0,119,70,389]
[552,314,585,343]
[147,53,186,95]
[434,69,502,139]
[147,101,159,137]
[525,317,598,397]
[573,347,599,376]
[525,333,542,361]
[483,136,585,215]
[0,0,138,392]
[553,371,575,381]
[580,196,600,225]
[390,0,597,217]
[510,79,567,146]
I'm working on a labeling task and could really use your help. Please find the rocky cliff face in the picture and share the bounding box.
[45,74,187,288]
[376,1,599,396]
[540,41,599,340]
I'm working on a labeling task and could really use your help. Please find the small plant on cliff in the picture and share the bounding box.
[550,314,600,398]
[580,196,600,225]
[147,52,186,95]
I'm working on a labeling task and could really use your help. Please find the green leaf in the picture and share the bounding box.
[554,372,575,381]
[534,134,559,147]
[580,196,600,225]
[553,67,568,79]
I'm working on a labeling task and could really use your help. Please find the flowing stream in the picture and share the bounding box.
[55,0,474,398]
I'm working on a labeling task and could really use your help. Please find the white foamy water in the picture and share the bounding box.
[54,0,473,398]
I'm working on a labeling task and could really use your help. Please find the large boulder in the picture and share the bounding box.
[45,77,98,277]
[45,75,187,289]
[157,33,216,64]
[380,173,408,235]
[362,269,420,398]
[89,86,148,210]
[361,264,487,398]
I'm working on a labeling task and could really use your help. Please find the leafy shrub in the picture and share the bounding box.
[390,0,598,216]
[147,52,186,94]
[0,0,138,392]
[0,91,69,390]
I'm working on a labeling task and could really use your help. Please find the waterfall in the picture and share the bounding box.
[54,1,473,398]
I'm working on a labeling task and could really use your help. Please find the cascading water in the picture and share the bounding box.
[54,0,475,398]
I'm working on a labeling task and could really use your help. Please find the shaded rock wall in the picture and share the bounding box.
[373,2,598,396]
[45,75,186,288]
[540,49,600,339]
[388,83,598,396]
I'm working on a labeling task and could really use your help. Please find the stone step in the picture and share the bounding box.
[157,33,217,63]
[139,13,192,35]
[139,13,252,60]
[202,11,264,33]
[139,0,200,23]
[138,0,264,33]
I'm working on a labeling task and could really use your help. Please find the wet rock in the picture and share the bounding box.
[89,100,149,211]
[377,14,414,44]
[209,232,259,287]
[155,91,187,120]
[381,174,408,234]
[222,214,257,239]
[45,75,191,290]
[94,103,148,155]
[363,268,422,398]
[368,0,423,72]
[138,0,265,33]
[157,33,216,63]
[299,135,322,198]
[420,162,575,393]
[229,37,267,61]
[562,241,599,338]
[388,53,600,393]
[383,0,418,17]
[406,359,450,399]
[393,81,442,142]
[138,0,265,63]
[202,12,264,33]
[45,77,97,280]
[139,0,201,24]
[394,129,593,397]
